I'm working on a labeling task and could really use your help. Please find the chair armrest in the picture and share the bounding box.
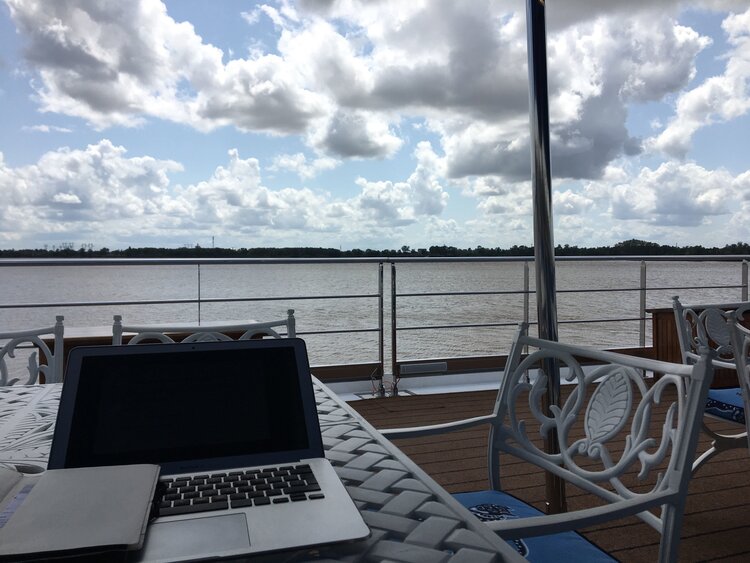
[381,414,495,439]
[713,358,739,370]
[686,351,735,371]
[485,490,673,538]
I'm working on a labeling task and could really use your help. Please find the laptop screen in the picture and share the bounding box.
[49,339,323,474]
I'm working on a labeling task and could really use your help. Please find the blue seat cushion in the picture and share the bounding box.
[454,490,615,562]
[705,387,745,424]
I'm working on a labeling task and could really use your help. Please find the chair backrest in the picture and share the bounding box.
[0,316,64,386]
[112,309,296,345]
[672,295,749,369]
[727,312,750,449]
[486,324,714,563]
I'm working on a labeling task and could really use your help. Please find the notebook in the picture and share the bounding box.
[0,464,159,561]
[48,338,370,562]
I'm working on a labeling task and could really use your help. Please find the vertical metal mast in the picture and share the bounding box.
[525,0,566,513]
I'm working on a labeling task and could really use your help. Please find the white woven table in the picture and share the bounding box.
[0,384,61,472]
[0,381,524,562]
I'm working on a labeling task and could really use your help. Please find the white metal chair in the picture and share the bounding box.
[381,323,715,563]
[112,309,296,345]
[727,309,750,440]
[672,296,750,472]
[0,316,64,386]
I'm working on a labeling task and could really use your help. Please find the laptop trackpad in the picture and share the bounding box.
[137,513,250,562]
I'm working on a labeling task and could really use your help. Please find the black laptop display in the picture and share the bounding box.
[50,341,316,473]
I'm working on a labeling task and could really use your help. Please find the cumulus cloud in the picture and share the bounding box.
[277,17,372,106]
[475,180,533,217]
[4,0,717,178]
[353,141,448,224]
[269,153,339,180]
[2,138,748,249]
[6,1,198,128]
[608,162,733,226]
[423,217,461,244]
[728,170,750,238]
[4,0,326,132]
[406,142,449,215]
[544,14,707,179]
[0,139,181,222]
[354,178,415,225]
[22,124,73,133]
[195,55,326,134]
[555,190,594,216]
[362,5,708,182]
[464,157,750,247]
[309,110,402,158]
[0,139,450,246]
[176,149,337,233]
[52,192,82,204]
[649,7,750,158]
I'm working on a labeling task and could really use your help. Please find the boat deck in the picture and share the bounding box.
[349,387,750,562]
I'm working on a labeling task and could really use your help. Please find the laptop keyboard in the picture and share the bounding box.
[156,464,324,517]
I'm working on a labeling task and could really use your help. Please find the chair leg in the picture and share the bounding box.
[691,444,718,474]
[692,420,748,474]
[659,503,685,563]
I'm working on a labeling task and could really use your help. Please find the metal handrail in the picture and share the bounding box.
[2,254,750,266]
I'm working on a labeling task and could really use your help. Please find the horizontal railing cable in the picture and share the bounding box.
[397,284,742,299]
[0,293,379,310]
[396,317,643,332]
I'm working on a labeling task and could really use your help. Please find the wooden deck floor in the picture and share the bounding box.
[349,388,750,562]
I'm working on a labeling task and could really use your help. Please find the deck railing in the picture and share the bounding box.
[0,256,747,383]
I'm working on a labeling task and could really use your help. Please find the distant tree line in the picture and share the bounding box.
[1,239,749,258]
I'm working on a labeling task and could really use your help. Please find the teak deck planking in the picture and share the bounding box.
[349,387,750,562]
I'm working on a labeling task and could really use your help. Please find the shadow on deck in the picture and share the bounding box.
[349,388,750,562]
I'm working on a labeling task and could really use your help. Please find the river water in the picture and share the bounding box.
[0,260,744,367]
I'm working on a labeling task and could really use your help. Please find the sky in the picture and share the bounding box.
[1,0,749,251]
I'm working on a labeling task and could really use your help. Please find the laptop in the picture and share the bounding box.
[48,338,370,562]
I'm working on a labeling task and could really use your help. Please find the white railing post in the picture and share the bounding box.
[523,261,530,327]
[743,260,748,302]
[391,263,398,395]
[640,261,647,348]
[523,261,530,366]
[378,262,385,385]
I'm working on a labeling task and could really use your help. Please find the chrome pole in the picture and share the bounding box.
[526,0,566,513]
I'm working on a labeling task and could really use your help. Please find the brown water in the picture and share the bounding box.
[0,260,743,366]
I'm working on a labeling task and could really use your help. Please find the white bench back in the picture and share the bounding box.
[0,316,64,386]
[112,309,296,345]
